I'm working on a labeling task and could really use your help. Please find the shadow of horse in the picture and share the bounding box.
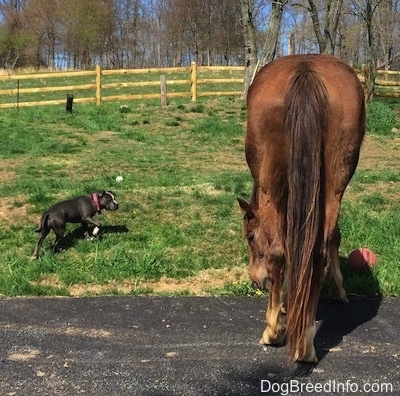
[215,264,382,390]
[60,224,129,251]
[294,258,382,376]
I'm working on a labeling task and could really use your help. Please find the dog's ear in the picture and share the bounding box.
[98,191,105,197]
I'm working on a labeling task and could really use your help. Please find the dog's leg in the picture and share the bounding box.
[52,225,66,253]
[82,222,91,240]
[83,218,101,239]
[32,229,50,259]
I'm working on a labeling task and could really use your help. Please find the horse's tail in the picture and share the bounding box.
[284,62,328,361]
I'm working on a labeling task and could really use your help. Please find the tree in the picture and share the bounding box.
[59,0,112,68]
[306,0,344,54]
[240,0,258,97]
[0,0,398,78]
[112,0,142,68]
[240,0,288,97]
[374,0,400,69]
[213,0,243,65]
[0,0,31,68]
[257,1,288,66]
[23,0,61,68]
[350,0,384,101]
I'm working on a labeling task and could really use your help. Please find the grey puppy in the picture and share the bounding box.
[32,190,118,259]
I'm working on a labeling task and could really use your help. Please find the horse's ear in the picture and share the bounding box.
[237,198,252,215]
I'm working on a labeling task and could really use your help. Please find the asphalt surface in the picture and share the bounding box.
[0,295,399,395]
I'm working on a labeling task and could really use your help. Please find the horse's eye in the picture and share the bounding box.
[247,234,255,243]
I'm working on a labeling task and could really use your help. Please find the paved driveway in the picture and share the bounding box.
[0,296,399,395]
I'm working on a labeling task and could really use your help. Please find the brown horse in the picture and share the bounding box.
[238,54,365,363]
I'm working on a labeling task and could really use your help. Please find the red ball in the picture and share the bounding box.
[347,248,378,271]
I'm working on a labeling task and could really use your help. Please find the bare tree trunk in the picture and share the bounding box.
[289,31,296,55]
[364,0,377,101]
[324,0,344,54]
[257,1,287,68]
[239,0,257,98]
[308,0,343,54]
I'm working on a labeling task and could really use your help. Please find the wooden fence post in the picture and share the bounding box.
[96,64,101,105]
[160,74,168,107]
[191,61,197,102]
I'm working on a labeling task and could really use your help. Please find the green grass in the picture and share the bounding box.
[367,100,400,134]
[0,97,399,297]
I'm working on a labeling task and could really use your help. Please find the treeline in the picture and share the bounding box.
[0,0,399,70]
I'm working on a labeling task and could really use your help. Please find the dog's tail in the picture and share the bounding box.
[36,213,50,233]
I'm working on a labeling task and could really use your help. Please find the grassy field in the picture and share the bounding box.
[0,97,399,297]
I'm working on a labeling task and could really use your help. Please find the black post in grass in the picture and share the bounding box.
[66,93,74,113]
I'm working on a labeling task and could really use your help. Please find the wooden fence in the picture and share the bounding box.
[0,63,244,109]
[0,63,399,109]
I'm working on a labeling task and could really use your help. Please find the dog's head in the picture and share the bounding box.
[98,191,119,211]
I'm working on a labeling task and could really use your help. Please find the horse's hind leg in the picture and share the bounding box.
[302,318,318,362]
[297,260,326,363]
[327,225,348,302]
[296,201,347,362]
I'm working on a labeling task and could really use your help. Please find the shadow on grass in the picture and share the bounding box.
[60,224,129,251]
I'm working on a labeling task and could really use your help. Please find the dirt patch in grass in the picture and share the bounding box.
[0,169,16,183]
[0,158,25,183]
[0,195,31,224]
[35,267,249,297]
[359,135,400,170]
[345,135,400,200]
[88,130,120,142]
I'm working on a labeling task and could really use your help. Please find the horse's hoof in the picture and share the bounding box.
[259,329,285,346]
[294,350,318,364]
[328,293,349,304]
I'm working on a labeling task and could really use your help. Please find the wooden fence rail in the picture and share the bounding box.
[0,63,399,109]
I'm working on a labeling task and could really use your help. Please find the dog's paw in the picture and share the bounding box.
[84,231,91,240]
[84,231,96,241]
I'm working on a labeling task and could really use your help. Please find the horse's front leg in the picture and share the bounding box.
[260,259,286,346]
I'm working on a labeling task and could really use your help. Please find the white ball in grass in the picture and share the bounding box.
[116,176,123,182]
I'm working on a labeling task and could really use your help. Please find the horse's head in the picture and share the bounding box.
[238,198,284,291]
